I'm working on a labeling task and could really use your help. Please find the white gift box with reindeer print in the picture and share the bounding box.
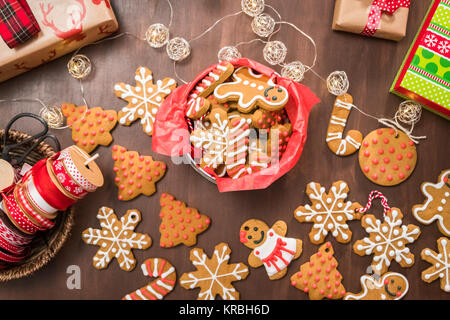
[0,0,118,83]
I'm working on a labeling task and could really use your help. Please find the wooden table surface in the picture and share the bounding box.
[0,0,449,300]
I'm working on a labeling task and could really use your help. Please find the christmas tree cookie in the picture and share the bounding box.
[290,242,346,300]
[112,145,166,201]
[158,193,211,248]
[62,103,118,153]
[239,219,302,280]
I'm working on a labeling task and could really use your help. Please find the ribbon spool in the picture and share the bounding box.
[67,146,104,190]
[0,160,15,192]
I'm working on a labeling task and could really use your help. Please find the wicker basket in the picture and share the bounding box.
[0,129,75,282]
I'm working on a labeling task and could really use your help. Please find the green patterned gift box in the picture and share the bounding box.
[391,0,450,120]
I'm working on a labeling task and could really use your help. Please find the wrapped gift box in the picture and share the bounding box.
[391,0,450,120]
[0,0,118,83]
[332,0,410,41]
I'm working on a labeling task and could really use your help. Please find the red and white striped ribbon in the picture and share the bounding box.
[357,190,391,216]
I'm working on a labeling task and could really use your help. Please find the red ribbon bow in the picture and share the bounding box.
[361,0,410,37]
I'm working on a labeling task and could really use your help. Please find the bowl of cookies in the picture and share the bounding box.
[153,58,319,192]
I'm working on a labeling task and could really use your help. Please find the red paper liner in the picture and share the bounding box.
[153,58,320,192]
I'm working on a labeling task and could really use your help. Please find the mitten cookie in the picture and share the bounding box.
[62,103,117,153]
[294,181,363,244]
[239,219,302,280]
[325,94,363,156]
[159,193,211,248]
[413,169,450,236]
[114,66,176,136]
[353,208,421,275]
[290,242,346,300]
[421,237,450,292]
[123,258,176,300]
[359,128,417,186]
[214,67,289,113]
[82,207,152,271]
[344,272,409,300]
[112,145,166,201]
[180,243,249,300]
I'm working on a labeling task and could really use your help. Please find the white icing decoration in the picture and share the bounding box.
[421,238,450,292]
[412,169,450,236]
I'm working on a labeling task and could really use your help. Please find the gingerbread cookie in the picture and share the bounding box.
[159,193,211,248]
[62,103,118,154]
[268,123,292,158]
[239,219,302,280]
[123,258,177,300]
[251,108,283,129]
[225,115,252,178]
[190,108,229,171]
[353,208,421,275]
[112,145,166,201]
[82,207,152,271]
[214,67,289,113]
[294,181,363,244]
[180,242,249,300]
[114,66,176,136]
[186,97,211,120]
[290,242,346,300]
[359,128,417,186]
[326,94,363,156]
[421,237,450,292]
[344,272,409,300]
[189,61,234,101]
[413,169,450,237]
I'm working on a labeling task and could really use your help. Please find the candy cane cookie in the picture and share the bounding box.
[326,93,363,156]
[123,258,176,300]
[186,61,234,119]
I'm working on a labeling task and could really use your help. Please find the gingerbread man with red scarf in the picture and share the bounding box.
[240,219,302,280]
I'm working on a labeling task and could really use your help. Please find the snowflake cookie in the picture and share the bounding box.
[180,242,249,300]
[123,258,177,300]
[114,66,176,136]
[82,207,152,271]
[353,208,421,275]
[421,237,450,292]
[294,181,363,244]
[413,169,450,237]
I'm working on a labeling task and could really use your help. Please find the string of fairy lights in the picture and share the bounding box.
[1,0,423,139]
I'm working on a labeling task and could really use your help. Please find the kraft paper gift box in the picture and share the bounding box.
[0,0,118,83]
[391,0,450,120]
[332,0,410,41]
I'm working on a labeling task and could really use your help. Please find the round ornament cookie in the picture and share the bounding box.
[358,128,417,186]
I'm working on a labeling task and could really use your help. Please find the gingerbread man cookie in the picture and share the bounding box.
[214,67,289,113]
[326,94,363,156]
[359,128,417,186]
[62,103,118,154]
[421,237,450,292]
[240,219,302,280]
[114,66,176,136]
[413,169,450,237]
[290,242,346,300]
[344,272,409,300]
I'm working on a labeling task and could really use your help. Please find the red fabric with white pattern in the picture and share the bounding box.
[361,0,410,37]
